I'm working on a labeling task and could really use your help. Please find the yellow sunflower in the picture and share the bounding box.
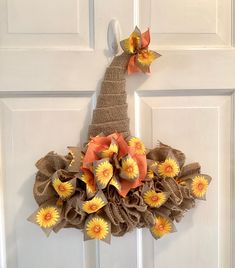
[86,217,109,240]
[109,177,121,191]
[120,157,139,180]
[158,158,180,178]
[137,50,158,66]
[82,197,105,214]
[100,143,118,158]
[191,175,209,198]
[128,137,146,155]
[52,178,74,199]
[143,190,168,208]
[147,169,154,179]
[68,150,75,167]
[95,161,113,187]
[121,31,141,53]
[36,207,59,228]
[150,161,158,168]
[151,216,172,238]
[81,170,96,194]
[147,161,158,177]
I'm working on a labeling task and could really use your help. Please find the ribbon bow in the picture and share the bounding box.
[120,26,161,74]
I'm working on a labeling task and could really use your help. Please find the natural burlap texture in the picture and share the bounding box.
[88,53,130,138]
[29,141,211,239]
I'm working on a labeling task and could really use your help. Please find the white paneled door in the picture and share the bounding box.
[0,1,235,268]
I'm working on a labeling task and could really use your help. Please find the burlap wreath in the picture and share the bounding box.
[28,27,211,243]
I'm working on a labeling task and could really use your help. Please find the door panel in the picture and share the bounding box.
[140,0,231,47]
[138,94,231,268]
[99,233,139,268]
[0,97,97,268]
[1,0,91,48]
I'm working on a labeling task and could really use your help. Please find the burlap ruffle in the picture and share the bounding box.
[102,186,155,236]
[29,139,211,239]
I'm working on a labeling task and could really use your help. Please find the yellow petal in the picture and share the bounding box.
[137,50,161,67]
[109,176,121,191]
[86,217,109,240]
[80,170,97,194]
[128,137,146,155]
[158,158,180,178]
[150,216,173,239]
[147,169,154,179]
[120,26,141,54]
[95,160,113,188]
[120,155,139,181]
[52,178,74,199]
[36,206,60,228]
[82,197,106,214]
[191,175,209,198]
[143,190,168,207]
[99,140,118,158]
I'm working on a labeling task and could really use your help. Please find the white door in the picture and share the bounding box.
[0,1,234,268]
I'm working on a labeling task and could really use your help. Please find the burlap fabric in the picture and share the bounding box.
[88,53,130,138]
[28,51,211,241]
[30,142,208,237]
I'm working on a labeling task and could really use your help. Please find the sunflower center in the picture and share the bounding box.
[90,204,98,211]
[141,51,149,59]
[58,184,66,192]
[93,225,101,233]
[103,169,110,177]
[44,212,52,221]
[136,142,142,149]
[126,165,134,173]
[197,183,204,191]
[165,165,173,173]
[130,36,138,49]
[158,224,164,231]
[151,195,159,202]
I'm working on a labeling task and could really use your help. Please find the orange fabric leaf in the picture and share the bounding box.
[116,133,129,158]
[82,143,100,169]
[133,153,147,181]
[127,55,141,74]
[118,178,143,197]
[141,28,150,49]
[83,133,128,167]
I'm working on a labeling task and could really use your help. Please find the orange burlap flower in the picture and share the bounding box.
[82,133,147,197]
